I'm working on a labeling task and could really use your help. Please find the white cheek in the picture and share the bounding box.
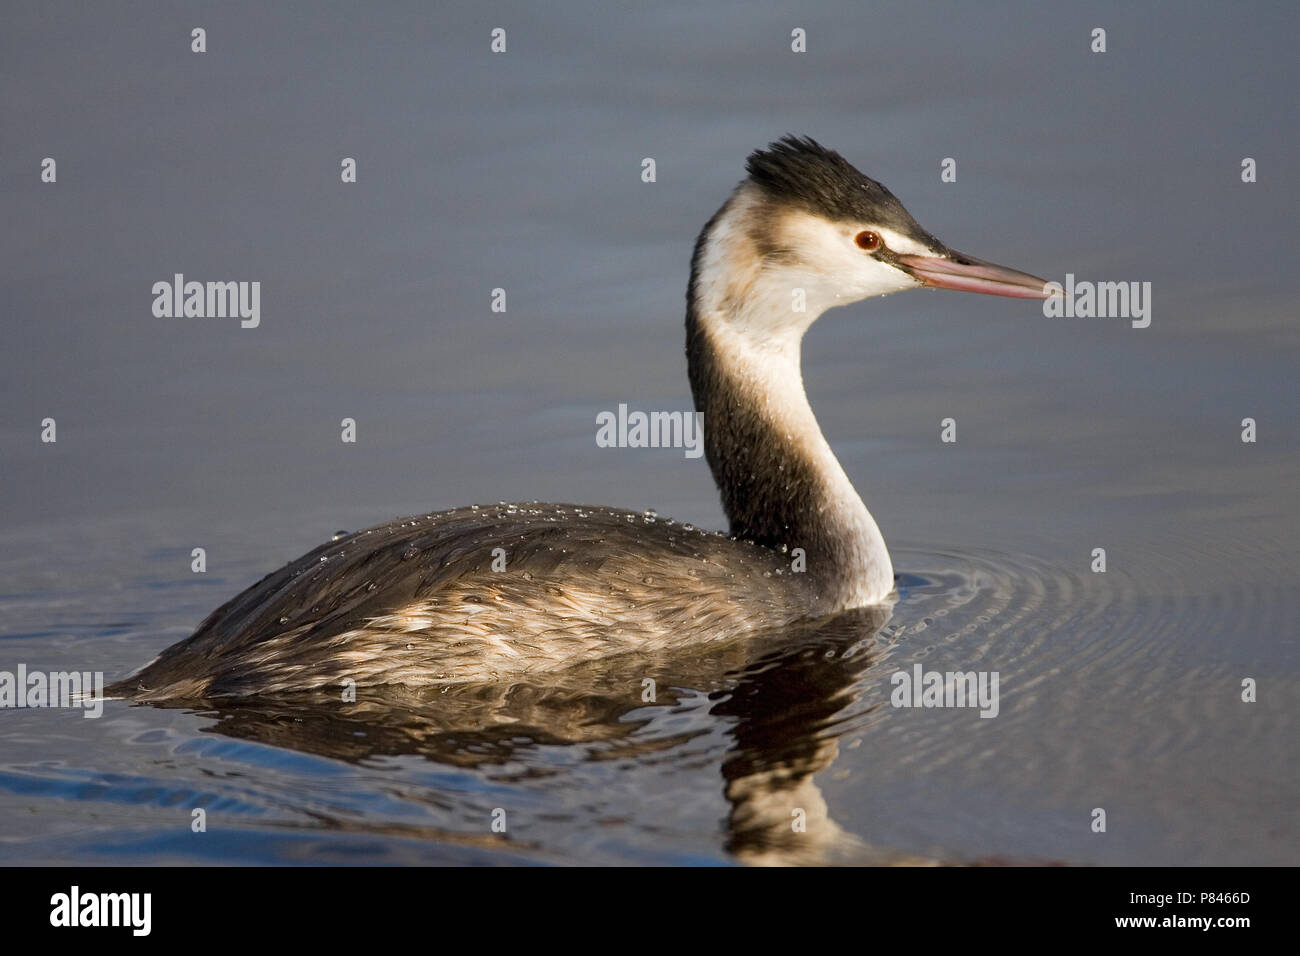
[832,259,919,301]
[766,223,916,305]
[852,257,921,298]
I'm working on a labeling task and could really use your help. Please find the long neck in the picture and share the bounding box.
[685,212,894,609]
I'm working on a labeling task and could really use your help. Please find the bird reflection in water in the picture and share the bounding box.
[130,605,937,864]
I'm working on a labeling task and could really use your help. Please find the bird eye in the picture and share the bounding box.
[854,230,881,251]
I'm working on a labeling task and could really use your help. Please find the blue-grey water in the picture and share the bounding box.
[1,1,1296,865]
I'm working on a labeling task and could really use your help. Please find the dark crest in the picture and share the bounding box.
[745,136,935,242]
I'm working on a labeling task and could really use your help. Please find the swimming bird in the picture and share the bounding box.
[110,136,1053,701]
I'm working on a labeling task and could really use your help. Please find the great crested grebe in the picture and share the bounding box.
[110,136,1053,701]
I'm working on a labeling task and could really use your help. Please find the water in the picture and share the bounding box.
[1,1,1297,865]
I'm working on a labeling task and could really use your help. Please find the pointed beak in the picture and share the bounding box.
[897,249,1057,299]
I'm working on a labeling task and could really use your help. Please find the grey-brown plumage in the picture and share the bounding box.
[111,504,820,701]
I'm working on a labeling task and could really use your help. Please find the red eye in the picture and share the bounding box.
[854,230,881,251]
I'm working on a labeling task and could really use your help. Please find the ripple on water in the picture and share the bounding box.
[0,531,1293,866]
[818,542,1295,864]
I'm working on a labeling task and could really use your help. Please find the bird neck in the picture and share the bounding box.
[685,236,894,609]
